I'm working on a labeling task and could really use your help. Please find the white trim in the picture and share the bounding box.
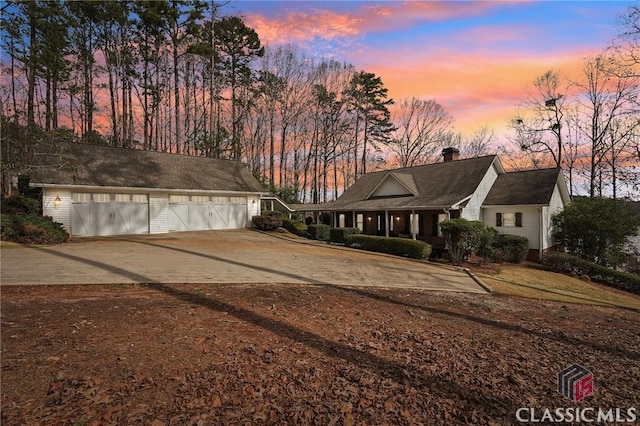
[365,173,418,199]
[451,194,473,209]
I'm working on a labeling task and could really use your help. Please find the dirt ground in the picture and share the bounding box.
[1,282,639,425]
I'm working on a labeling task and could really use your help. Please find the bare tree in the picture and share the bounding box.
[574,53,639,197]
[512,70,569,168]
[386,97,453,167]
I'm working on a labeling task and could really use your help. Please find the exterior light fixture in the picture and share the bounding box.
[53,195,62,209]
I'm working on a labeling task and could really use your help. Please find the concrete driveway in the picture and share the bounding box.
[1,230,488,293]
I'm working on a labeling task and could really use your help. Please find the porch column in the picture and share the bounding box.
[411,209,417,240]
[385,210,389,237]
[270,200,274,211]
[333,211,337,228]
[352,211,356,229]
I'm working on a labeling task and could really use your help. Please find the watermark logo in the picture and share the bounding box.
[558,364,593,402]
[516,365,636,423]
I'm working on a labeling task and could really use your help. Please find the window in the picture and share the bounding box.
[356,214,364,232]
[169,195,189,203]
[389,215,394,232]
[228,197,246,204]
[496,212,522,227]
[115,194,130,202]
[191,195,209,203]
[338,214,345,228]
[93,193,110,203]
[212,196,229,204]
[132,194,148,203]
[72,193,90,203]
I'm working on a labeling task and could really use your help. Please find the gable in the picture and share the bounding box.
[483,168,562,206]
[368,173,417,198]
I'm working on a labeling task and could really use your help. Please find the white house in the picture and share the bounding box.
[295,148,571,260]
[29,143,267,237]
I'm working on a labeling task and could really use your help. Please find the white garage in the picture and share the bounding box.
[69,192,149,237]
[31,143,266,237]
[167,195,248,232]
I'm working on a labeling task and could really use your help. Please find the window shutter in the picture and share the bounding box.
[515,212,523,227]
[496,212,502,227]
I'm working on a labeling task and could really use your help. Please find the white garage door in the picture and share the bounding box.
[70,193,149,237]
[168,195,247,231]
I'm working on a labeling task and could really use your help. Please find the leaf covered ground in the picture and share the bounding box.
[1,283,639,425]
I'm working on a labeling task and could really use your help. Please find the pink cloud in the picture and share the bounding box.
[243,1,510,48]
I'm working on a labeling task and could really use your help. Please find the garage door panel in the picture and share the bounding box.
[168,204,189,232]
[210,204,231,230]
[71,203,93,236]
[130,204,149,234]
[94,203,113,236]
[189,204,210,230]
[112,203,130,235]
[228,204,247,228]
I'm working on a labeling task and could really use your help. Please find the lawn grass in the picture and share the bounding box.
[476,265,640,311]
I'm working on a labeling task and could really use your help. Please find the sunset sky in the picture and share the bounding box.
[226,0,633,142]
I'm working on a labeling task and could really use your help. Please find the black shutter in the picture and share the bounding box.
[515,212,523,227]
[496,212,502,227]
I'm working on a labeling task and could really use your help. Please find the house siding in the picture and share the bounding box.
[247,195,260,226]
[42,189,71,231]
[149,194,169,234]
[462,162,499,221]
[543,184,565,250]
[483,206,541,250]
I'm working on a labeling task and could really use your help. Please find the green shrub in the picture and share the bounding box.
[251,214,282,231]
[329,227,360,244]
[347,235,431,259]
[492,234,529,263]
[1,195,40,215]
[1,213,68,244]
[308,224,331,241]
[543,252,640,295]
[282,218,309,237]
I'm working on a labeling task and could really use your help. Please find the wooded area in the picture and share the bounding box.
[1,1,639,201]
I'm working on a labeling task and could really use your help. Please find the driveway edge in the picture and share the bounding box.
[253,229,492,294]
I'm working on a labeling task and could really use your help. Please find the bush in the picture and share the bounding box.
[1,195,40,215]
[262,210,284,219]
[347,235,431,259]
[329,227,360,244]
[492,234,529,263]
[1,213,68,244]
[543,252,640,295]
[308,224,331,241]
[251,214,282,231]
[282,218,309,237]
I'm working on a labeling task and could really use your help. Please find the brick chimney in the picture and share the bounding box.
[442,147,460,162]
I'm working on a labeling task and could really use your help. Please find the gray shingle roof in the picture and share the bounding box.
[482,168,561,205]
[30,143,266,193]
[327,155,500,211]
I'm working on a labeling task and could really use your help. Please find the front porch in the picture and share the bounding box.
[321,209,460,253]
